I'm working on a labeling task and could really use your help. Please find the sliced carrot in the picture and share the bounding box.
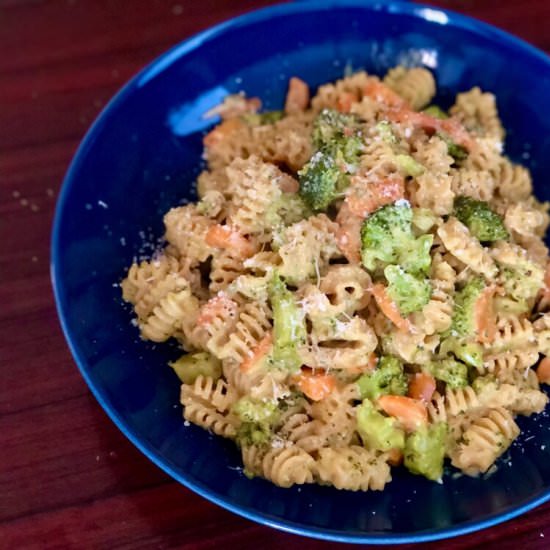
[475,286,496,344]
[345,174,405,218]
[336,91,357,113]
[203,118,244,148]
[378,395,428,432]
[205,224,255,258]
[387,447,404,466]
[371,283,414,333]
[408,372,436,403]
[387,109,475,151]
[537,357,550,384]
[284,77,310,113]
[278,173,300,194]
[197,293,238,326]
[364,81,408,109]
[240,332,273,372]
[294,368,336,401]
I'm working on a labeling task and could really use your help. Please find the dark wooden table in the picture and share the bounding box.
[2,1,550,548]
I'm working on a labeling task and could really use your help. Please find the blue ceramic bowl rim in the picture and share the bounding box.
[51,0,550,544]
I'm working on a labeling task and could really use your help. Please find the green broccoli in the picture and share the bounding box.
[356,399,405,452]
[439,337,483,369]
[360,203,414,271]
[169,352,222,385]
[384,265,432,315]
[412,208,438,233]
[357,355,408,400]
[399,234,434,275]
[299,110,364,211]
[438,132,468,161]
[241,110,284,125]
[374,120,398,144]
[360,203,433,275]
[298,152,341,211]
[499,263,545,303]
[404,422,448,481]
[426,358,469,389]
[265,193,312,229]
[312,109,362,152]
[454,196,509,242]
[422,105,449,119]
[395,154,425,177]
[472,374,498,395]
[233,397,280,446]
[268,272,306,372]
[449,276,485,338]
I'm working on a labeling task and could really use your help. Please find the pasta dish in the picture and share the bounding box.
[121,66,550,490]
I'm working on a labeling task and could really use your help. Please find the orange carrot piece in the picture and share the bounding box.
[205,224,255,258]
[387,447,404,466]
[285,77,310,113]
[378,395,428,432]
[203,118,244,148]
[336,92,357,113]
[364,81,408,109]
[345,175,405,218]
[371,283,414,333]
[537,357,550,384]
[295,368,336,401]
[408,372,436,403]
[240,333,273,372]
[197,293,238,326]
[387,109,475,151]
[475,286,497,344]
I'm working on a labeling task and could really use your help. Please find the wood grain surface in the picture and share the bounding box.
[2,1,550,548]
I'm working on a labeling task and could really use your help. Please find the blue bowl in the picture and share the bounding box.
[52,0,550,543]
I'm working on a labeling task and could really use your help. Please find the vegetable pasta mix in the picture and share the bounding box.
[121,66,550,490]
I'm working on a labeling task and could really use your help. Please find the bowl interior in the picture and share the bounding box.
[52,0,550,543]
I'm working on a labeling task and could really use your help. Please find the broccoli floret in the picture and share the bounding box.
[357,355,408,400]
[471,374,498,395]
[454,196,509,242]
[374,120,398,144]
[312,109,362,152]
[266,193,312,229]
[233,397,280,446]
[356,399,405,452]
[404,422,448,481]
[169,352,222,385]
[438,132,468,161]
[412,208,438,233]
[426,358,468,389]
[439,337,483,369]
[384,265,432,315]
[268,272,306,372]
[395,154,425,177]
[360,203,433,275]
[450,277,485,338]
[399,234,434,275]
[422,105,449,119]
[300,110,365,211]
[241,110,284,125]
[500,264,544,303]
[360,203,414,271]
[298,152,341,211]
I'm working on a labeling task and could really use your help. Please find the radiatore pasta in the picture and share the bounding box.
[121,66,550,491]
